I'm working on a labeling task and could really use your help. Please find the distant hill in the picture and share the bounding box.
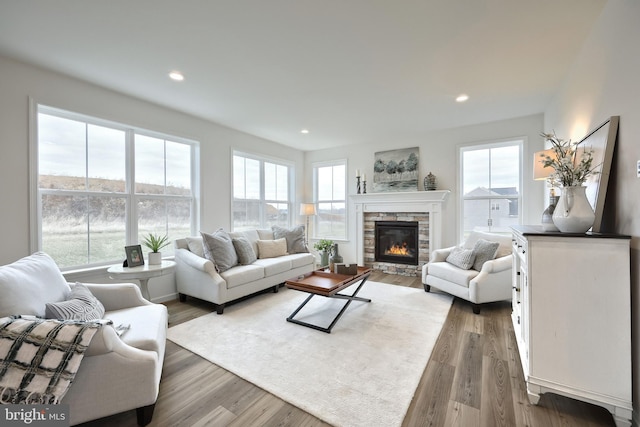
[39,175,191,224]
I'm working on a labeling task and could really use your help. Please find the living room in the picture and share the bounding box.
[1,1,639,426]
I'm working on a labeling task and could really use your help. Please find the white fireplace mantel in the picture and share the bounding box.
[350,190,450,266]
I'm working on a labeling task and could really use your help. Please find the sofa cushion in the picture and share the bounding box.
[256,229,274,240]
[446,246,476,270]
[256,238,287,259]
[0,252,71,318]
[471,239,500,271]
[285,253,316,269]
[272,225,308,254]
[220,265,265,289]
[104,304,167,355]
[201,229,238,272]
[185,236,204,258]
[253,257,292,276]
[232,236,258,265]
[464,231,512,258]
[45,283,105,321]
[428,262,480,287]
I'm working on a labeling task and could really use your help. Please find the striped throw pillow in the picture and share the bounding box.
[45,283,105,321]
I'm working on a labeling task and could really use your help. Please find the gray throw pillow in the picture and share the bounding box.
[201,229,238,273]
[471,239,500,271]
[272,225,308,254]
[45,283,105,321]
[446,246,476,270]
[232,236,257,265]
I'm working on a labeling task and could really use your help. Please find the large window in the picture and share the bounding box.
[34,105,198,269]
[459,140,522,240]
[313,161,346,240]
[232,152,293,231]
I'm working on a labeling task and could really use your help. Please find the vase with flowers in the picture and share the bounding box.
[313,239,334,268]
[538,132,598,233]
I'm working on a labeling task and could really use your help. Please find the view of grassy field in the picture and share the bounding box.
[40,175,192,268]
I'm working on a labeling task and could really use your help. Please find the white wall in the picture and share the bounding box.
[304,113,545,264]
[0,55,305,301]
[543,0,640,422]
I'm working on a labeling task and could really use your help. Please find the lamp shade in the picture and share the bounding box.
[299,203,317,216]
[533,149,555,180]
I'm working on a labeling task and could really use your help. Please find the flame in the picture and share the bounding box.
[385,243,410,256]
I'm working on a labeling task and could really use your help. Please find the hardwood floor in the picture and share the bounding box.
[80,272,616,427]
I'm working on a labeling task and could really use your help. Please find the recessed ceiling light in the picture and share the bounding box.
[456,94,469,102]
[169,71,184,81]
[300,129,310,134]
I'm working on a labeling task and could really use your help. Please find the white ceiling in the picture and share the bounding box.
[0,0,605,151]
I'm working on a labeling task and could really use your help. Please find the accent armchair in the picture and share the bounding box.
[422,231,513,314]
[0,252,167,425]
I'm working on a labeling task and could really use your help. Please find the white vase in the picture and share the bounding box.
[552,186,595,233]
[148,252,162,265]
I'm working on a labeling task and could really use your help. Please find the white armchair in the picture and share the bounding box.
[0,252,167,425]
[422,231,513,314]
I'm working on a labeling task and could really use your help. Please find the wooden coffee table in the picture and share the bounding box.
[285,267,372,333]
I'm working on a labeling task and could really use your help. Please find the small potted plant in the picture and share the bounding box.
[142,233,170,265]
[313,239,334,268]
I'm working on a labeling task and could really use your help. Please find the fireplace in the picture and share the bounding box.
[352,191,448,276]
[375,221,419,265]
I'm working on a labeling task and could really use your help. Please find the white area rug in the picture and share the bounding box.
[167,281,452,427]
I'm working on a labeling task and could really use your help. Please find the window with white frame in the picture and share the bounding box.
[34,105,198,269]
[232,152,293,231]
[313,160,346,240]
[459,140,522,240]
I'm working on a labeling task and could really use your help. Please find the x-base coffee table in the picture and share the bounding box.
[285,267,372,333]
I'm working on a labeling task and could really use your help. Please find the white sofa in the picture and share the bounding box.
[0,252,167,426]
[175,228,315,314]
[422,231,513,314]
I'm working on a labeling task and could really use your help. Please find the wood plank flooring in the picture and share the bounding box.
[79,272,616,427]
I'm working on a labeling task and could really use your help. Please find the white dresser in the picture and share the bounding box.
[511,226,632,427]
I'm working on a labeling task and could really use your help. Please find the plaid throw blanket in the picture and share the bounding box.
[0,316,104,404]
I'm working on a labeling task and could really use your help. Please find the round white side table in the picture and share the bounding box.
[107,260,176,300]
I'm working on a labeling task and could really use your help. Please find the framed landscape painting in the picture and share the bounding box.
[373,147,419,192]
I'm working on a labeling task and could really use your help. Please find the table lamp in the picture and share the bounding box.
[299,203,317,246]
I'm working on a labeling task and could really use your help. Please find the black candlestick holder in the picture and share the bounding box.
[356,176,361,194]
[363,180,367,194]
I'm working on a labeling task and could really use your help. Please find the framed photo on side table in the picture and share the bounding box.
[125,245,145,267]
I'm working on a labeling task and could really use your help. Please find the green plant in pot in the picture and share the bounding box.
[142,233,170,265]
[313,239,334,268]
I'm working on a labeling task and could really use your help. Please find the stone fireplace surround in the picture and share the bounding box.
[351,191,450,276]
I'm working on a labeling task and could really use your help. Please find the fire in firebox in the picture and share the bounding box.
[375,220,419,265]
[385,242,411,256]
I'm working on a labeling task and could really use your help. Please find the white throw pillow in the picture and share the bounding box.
[464,231,512,258]
[0,252,71,318]
[185,236,205,258]
[256,238,288,259]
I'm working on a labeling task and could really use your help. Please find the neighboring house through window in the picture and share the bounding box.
[232,151,293,231]
[32,104,198,269]
[313,160,346,240]
[459,140,522,240]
